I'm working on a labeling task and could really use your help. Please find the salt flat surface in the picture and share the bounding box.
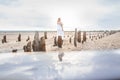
[0,50,120,80]
[0,31,120,53]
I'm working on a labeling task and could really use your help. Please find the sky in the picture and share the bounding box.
[0,0,120,31]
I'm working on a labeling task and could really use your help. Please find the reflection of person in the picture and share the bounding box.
[57,18,64,48]
[58,48,64,62]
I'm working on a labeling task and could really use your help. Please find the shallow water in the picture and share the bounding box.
[0,50,120,80]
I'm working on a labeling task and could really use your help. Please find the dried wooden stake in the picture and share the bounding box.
[18,34,21,42]
[82,31,86,44]
[74,28,77,47]
[44,32,47,39]
[69,37,71,43]
[77,31,81,43]
[53,37,57,46]
[58,36,63,48]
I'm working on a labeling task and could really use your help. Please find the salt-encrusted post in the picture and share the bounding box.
[82,31,86,43]
[32,31,46,52]
[32,31,40,51]
[39,37,46,51]
[77,30,81,43]
[58,36,63,48]
[53,36,57,46]
[23,41,32,52]
[26,36,30,41]
[2,35,7,43]
[44,32,47,39]
[69,37,71,43]
[74,28,77,47]
[18,34,21,42]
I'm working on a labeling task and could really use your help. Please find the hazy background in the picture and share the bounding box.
[0,0,120,31]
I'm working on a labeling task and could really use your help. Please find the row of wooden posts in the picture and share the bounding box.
[53,28,87,47]
[1,32,46,43]
[1,34,22,44]
[24,31,64,52]
[1,30,117,52]
[1,32,47,52]
[89,31,117,41]
[74,28,86,47]
[23,32,47,52]
[74,29,117,47]
[24,29,117,52]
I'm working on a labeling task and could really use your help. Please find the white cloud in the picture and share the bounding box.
[0,0,119,31]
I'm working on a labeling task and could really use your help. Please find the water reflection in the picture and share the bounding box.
[0,50,120,80]
[58,48,64,62]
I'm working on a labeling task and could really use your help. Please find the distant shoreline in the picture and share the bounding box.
[0,30,120,32]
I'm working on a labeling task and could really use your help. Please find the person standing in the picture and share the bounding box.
[57,18,64,61]
[57,18,64,48]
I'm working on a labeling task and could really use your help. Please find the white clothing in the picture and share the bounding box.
[57,24,64,39]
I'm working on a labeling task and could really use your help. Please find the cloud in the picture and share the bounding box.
[0,0,19,6]
[0,0,119,31]
[95,0,120,30]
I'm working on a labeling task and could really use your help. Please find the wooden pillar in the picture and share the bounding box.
[18,34,21,42]
[74,28,77,47]
[32,31,40,51]
[69,37,71,43]
[23,41,31,52]
[32,31,46,52]
[77,31,81,43]
[26,36,30,41]
[53,36,57,46]
[82,31,86,44]
[2,35,7,43]
[39,37,46,51]
[44,32,47,39]
[58,36,63,48]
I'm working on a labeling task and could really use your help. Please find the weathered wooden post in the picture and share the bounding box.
[32,31,46,52]
[89,35,91,39]
[26,36,30,41]
[77,30,81,43]
[27,41,32,52]
[69,37,71,43]
[74,28,77,47]
[102,32,104,36]
[32,40,36,51]
[102,34,104,38]
[95,36,97,40]
[39,37,46,51]
[91,35,94,41]
[82,31,86,44]
[23,45,27,52]
[44,32,47,39]
[23,41,32,52]
[2,39,4,43]
[100,35,102,39]
[18,34,21,42]
[98,35,101,39]
[58,36,63,48]
[12,49,17,53]
[2,35,7,43]
[53,36,57,46]
[32,31,40,51]
[4,35,7,43]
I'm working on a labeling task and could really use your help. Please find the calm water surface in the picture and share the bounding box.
[0,50,120,80]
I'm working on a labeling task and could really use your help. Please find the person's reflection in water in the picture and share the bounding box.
[58,48,64,62]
